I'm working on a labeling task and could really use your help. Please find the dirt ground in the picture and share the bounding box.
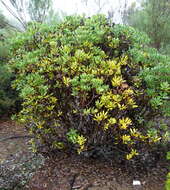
[27,151,168,190]
[0,119,30,163]
[0,119,168,190]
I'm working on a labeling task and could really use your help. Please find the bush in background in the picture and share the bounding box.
[0,36,20,116]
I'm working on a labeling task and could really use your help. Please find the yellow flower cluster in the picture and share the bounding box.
[111,76,125,87]
[77,135,87,154]
[119,117,132,130]
[130,128,141,138]
[97,92,122,110]
[122,134,131,144]
[104,117,117,130]
[126,149,139,160]
[94,111,108,122]
[63,76,71,86]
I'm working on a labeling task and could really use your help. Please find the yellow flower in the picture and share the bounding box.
[37,125,43,129]
[37,121,45,129]
[130,128,140,137]
[112,94,122,103]
[123,88,134,97]
[104,123,109,130]
[149,136,161,143]
[127,98,138,108]
[94,111,108,122]
[107,60,121,74]
[104,118,117,130]
[63,76,70,86]
[77,135,87,154]
[51,97,57,103]
[52,142,65,149]
[111,76,125,87]
[77,135,86,146]
[108,117,117,125]
[120,55,128,66]
[105,101,117,109]
[118,104,127,110]
[126,149,139,160]
[119,117,132,130]
[57,111,63,116]
[122,134,131,143]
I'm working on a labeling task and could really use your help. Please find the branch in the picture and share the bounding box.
[0,0,27,29]
[69,173,78,190]
[0,135,33,142]
[2,20,22,31]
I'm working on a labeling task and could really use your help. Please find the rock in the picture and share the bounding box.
[88,187,110,190]
[133,180,141,186]
[0,151,45,190]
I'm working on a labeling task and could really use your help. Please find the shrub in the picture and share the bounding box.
[140,48,170,116]
[0,39,19,116]
[9,15,170,160]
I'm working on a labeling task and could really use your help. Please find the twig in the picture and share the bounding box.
[69,173,79,190]
[72,185,82,189]
[0,135,33,142]
[0,0,27,29]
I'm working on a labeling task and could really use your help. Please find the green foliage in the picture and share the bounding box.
[1,0,62,31]
[140,55,170,116]
[166,173,170,190]
[0,11,7,29]
[124,0,170,54]
[0,46,19,115]
[0,24,20,116]
[9,15,170,160]
[166,152,170,190]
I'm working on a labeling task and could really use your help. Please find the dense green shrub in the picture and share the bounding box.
[140,48,170,116]
[0,39,19,116]
[9,15,170,160]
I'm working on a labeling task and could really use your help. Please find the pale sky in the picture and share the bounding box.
[53,0,138,23]
[53,0,136,14]
[1,0,138,24]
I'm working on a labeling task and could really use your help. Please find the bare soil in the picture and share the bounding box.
[27,152,168,190]
[0,119,168,190]
[0,119,30,163]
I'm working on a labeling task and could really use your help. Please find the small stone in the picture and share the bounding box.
[133,180,141,186]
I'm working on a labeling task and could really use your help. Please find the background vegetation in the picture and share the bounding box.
[0,11,19,116]
[123,0,170,55]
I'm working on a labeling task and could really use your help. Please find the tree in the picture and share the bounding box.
[0,0,27,29]
[0,10,19,116]
[28,0,52,23]
[124,0,170,53]
[0,10,19,30]
[94,0,108,13]
[0,0,53,30]
[122,2,137,25]
[0,12,7,29]
[81,0,131,23]
[81,0,108,14]
[118,0,128,23]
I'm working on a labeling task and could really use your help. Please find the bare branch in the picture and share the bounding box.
[0,0,27,29]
